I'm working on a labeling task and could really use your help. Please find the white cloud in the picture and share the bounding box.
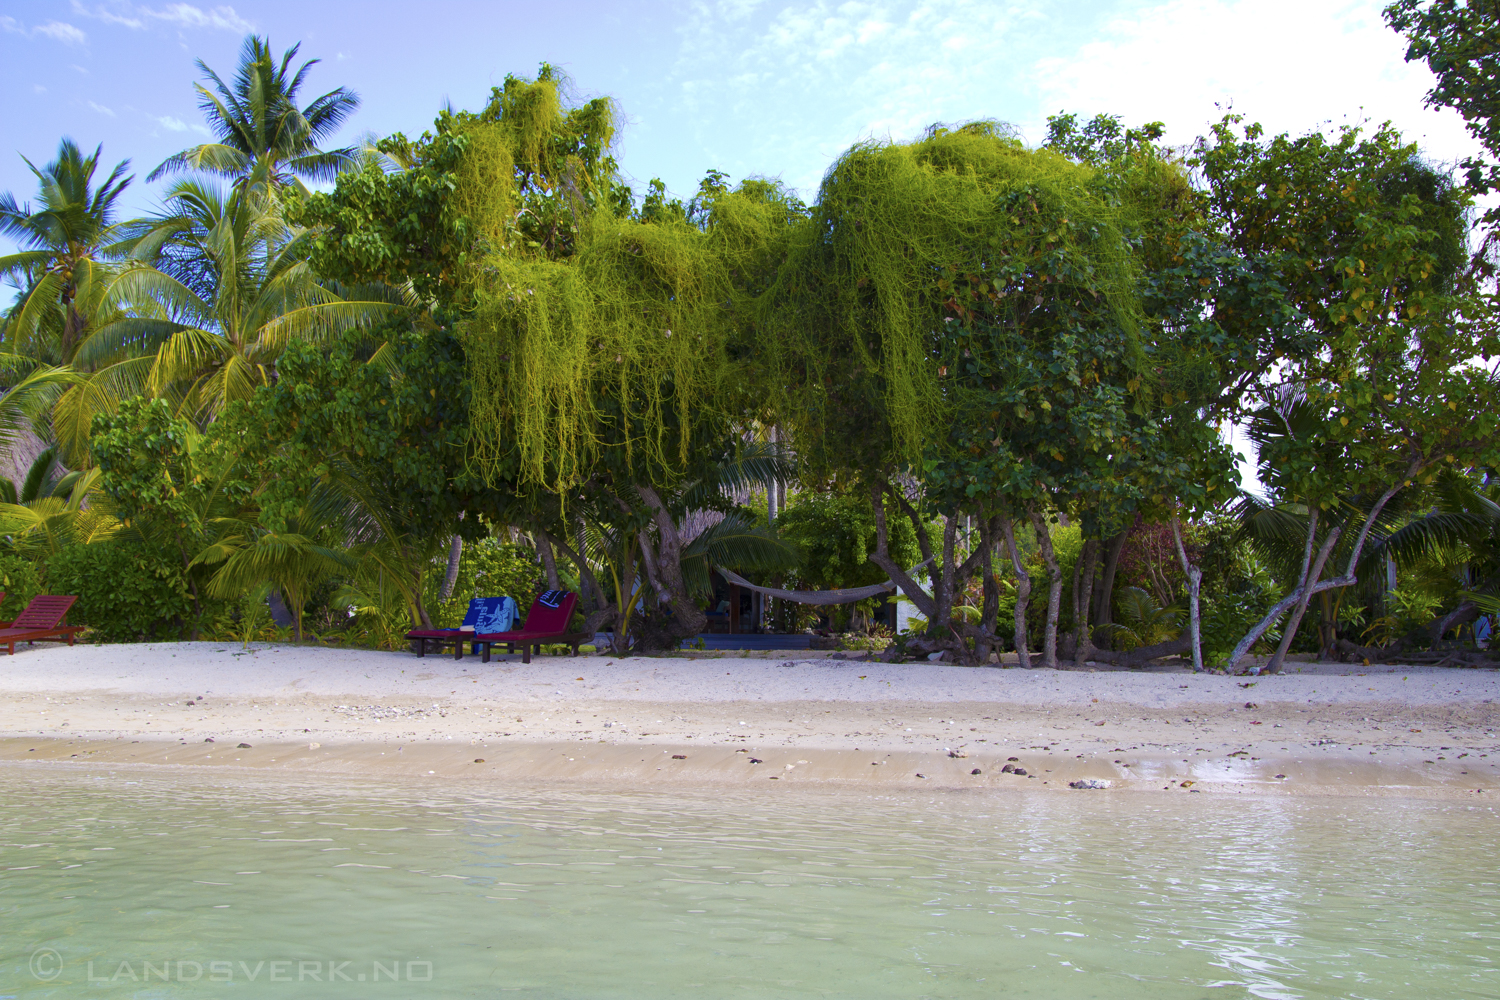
[33,84,47,94]
[156,114,189,130]
[69,1,254,34]
[34,20,88,44]
[152,3,254,32]
[88,100,116,117]
[1031,0,1479,166]
[651,0,1479,203]
[1,16,87,45]
[70,2,144,28]
[667,0,1044,195]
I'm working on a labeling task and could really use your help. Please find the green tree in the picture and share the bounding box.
[149,35,361,203]
[0,139,132,362]
[295,67,801,650]
[1385,0,1500,229]
[1197,117,1500,671]
[762,122,1157,664]
[90,396,256,620]
[107,180,400,421]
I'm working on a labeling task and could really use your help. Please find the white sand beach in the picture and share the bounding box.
[1,641,1496,796]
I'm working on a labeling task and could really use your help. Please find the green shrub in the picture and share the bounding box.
[47,541,194,642]
[426,538,550,628]
[0,552,45,621]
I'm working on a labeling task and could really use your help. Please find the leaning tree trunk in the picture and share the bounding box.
[868,482,994,663]
[1028,505,1063,669]
[1228,476,1413,675]
[550,531,617,642]
[1262,506,1321,673]
[533,522,562,590]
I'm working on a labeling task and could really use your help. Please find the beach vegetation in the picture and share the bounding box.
[0,25,1496,669]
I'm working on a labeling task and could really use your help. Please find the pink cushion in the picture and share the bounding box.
[405,629,463,639]
[517,593,577,634]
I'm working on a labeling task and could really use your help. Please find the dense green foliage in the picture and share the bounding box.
[1386,0,1500,226]
[47,540,194,641]
[0,30,1496,667]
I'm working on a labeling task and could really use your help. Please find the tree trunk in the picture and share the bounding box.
[533,524,562,590]
[1072,538,1099,666]
[766,427,779,527]
[1001,516,1032,669]
[634,485,708,649]
[867,482,938,621]
[410,560,434,629]
[551,532,616,640]
[440,534,463,601]
[1087,633,1192,668]
[1169,510,1203,672]
[1028,505,1063,668]
[1264,505,1322,673]
[1228,524,1342,674]
[1094,524,1133,629]
[975,516,1001,664]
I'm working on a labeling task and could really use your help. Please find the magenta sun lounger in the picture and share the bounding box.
[0,595,82,655]
[474,592,589,663]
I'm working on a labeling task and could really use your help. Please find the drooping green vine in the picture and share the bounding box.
[759,123,1144,474]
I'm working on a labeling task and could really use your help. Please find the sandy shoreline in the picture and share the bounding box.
[1,641,1496,797]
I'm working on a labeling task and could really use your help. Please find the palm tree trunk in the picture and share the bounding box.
[440,535,462,601]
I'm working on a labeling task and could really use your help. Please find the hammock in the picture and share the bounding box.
[715,559,933,606]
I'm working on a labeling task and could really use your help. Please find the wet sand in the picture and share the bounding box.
[1,641,1495,797]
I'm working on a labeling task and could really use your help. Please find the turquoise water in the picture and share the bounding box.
[1,764,1496,998]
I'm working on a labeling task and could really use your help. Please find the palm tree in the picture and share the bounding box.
[95,180,400,421]
[149,35,360,202]
[0,139,133,362]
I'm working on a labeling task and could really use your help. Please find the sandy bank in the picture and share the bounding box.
[1,642,1495,796]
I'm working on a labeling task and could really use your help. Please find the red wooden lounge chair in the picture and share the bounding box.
[405,597,517,660]
[0,595,82,655]
[475,592,590,663]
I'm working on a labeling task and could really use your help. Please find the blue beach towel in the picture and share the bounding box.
[463,596,517,634]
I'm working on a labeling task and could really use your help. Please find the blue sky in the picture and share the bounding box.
[0,0,1482,238]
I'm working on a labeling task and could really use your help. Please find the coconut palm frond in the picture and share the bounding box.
[0,361,80,456]
[254,299,400,354]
